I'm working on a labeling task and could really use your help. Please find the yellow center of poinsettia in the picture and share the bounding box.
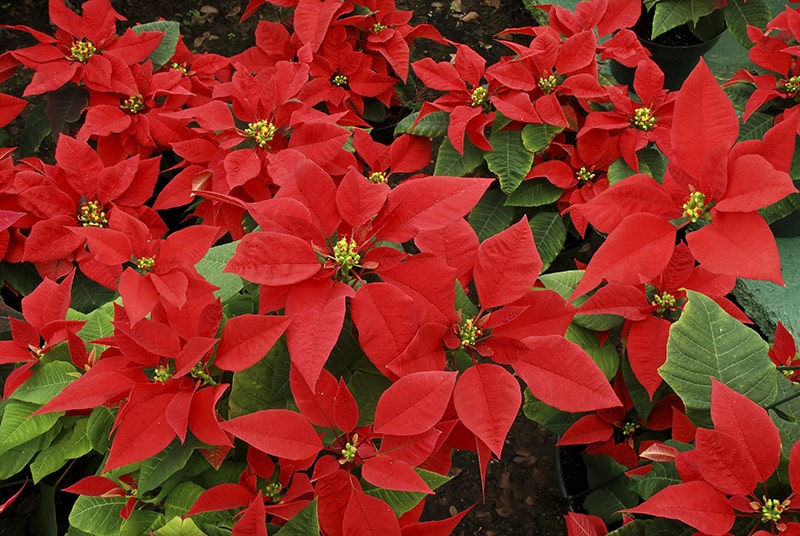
[538,74,558,94]
[459,317,482,348]
[153,365,172,383]
[170,62,189,75]
[333,237,360,272]
[70,38,97,62]
[368,171,387,184]
[372,22,387,33]
[576,166,595,184]
[339,433,359,464]
[332,74,348,87]
[137,256,155,273]
[759,497,788,523]
[632,107,657,131]
[650,291,676,314]
[244,119,276,148]
[471,86,488,107]
[78,200,108,227]
[120,95,144,114]
[781,75,800,96]
[682,191,710,223]
[621,421,639,436]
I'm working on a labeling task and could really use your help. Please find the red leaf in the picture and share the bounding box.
[362,456,433,493]
[453,364,521,457]
[214,314,292,371]
[336,168,390,228]
[0,479,27,514]
[334,378,359,434]
[188,384,233,447]
[572,213,676,298]
[70,227,131,265]
[185,483,253,516]
[708,379,781,483]
[373,371,457,436]
[789,442,800,495]
[414,218,479,288]
[716,154,798,213]
[564,512,608,536]
[62,476,124,497]
[232,494,267,536]
[513,335,621,412]
[224,232,320,286]
[557,414,614,446]
[473,217,541,308]
[343,486,401,536]
[624,481,735,535]
[626,315,671,399]
[373,176,493,243]
[276,158,341,237]
[695,428,759,496]
[687,211,784,284]
[288,120,351,166]
[105,393,177,471]
[0,93,27,128]
[290,366,338,429]
[293,0,342,52]
[220,409,323,460]
[401,506,472,536]
[578,283,651,321]
[285,278,354,389]
[672,59,739,179]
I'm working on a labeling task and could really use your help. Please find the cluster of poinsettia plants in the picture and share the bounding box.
[0,0,799,534]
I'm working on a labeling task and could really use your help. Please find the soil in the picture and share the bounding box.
[1,1,572,534]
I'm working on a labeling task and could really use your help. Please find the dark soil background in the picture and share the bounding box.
[1,1,572,534]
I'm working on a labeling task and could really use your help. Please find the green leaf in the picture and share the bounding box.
[394,111,449,138]
[273,499,320,536]
[45,84,88,135]
[30,417,92,483]
[0,261,42,296]
[760,192,800,226]
[20,101,51,157]
[484,129,534,194]
[565,324,619,381]
[582,454,638,523]
[538,270,583,300]
[468,188,515,241]
[11,360,77,405]
[120,510,164,536]
[68,300,115,349]
[738,112,775,142]
[433,137,485,177]
[132,21,181,71]
[348,370,392,427]
[138,437,200,493]
[521,123,563,153]
[0,399,62,454]
[70,270,117,313]
[529,211,566,270]
[724,0,771,48]
[69,495,128,536]
[504,179,563,207]
[455,280,478,318]
[631,462,681,499]
[30,482,58,536]
[152,516,208,536]
[365,469,450,515]
[652,0,714,37]
[228,337,291,418]
[195,242,243,302]
[87,406,116,454]
[660,290,779,426]
[522,389,580,436]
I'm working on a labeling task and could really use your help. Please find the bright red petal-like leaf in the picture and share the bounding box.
[708,378,781,483]
[232,494,267,536]
[572,213,676,298]
[293,0,342,52]
[290,366,338,429]
[671,59,739,179]
[624,481,735,535]
[362,455,433,493]
[627,315,671,400]
[414,218,479,288]
[695,428,759,496]
[336,168,390,229]
[69,227,131,265]
[118,269,159,325]
[513,335,621,412]
[557,414,614,446]
[401,506,472,536]
[453,364,521,458]
[62,476,125,497]
[473,217,541,308]
[343,485,401,536]
[373,176,493,243]
[105,393,177,471]
[564,512,608,536]
[0,93,27,128]
[789,442,800,495]
[687,211,783,284]
[188,384,233,447]
[214,314,292,371]
[220,409,323,460]
[224,231,321,286]
[334,377,359,434]
[373,371,457,436]
[716,154,798,213]
[0,479,27,514]
[185,483,253,516]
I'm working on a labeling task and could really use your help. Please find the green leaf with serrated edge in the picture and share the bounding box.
[468,188,515,241]
[738,112,775,142]
[69,495,127,536]
[11,360,76,405]
[138,436,200,493]
[0,261,42,295]
[485,129,534,194]
[651,0,712,37]
[228,337,291,418]
[529,211,566,270]
[46,83,88,135]
[364,468,451,515]
[132,21,180,71]
[164,482,234,528]
[120,510,164,536]
[761,192,800,226]
[152,516,207,536]
[0,399,62,454]
[660,290,778,427]
[87,406,115,454]
[196,242,243,301]
[582,454,639,523]
[539,270,583,300]
[0,431,56,480]
[273,499,320,536]
[620,357,662,422]
[30,417,92,483]
[434,136,484,177]
[504,179,563,207]
[565,324,619,381]
[724,0,771,48]
[522,389,580,436]
[348,370,392,427]
[455,280,478,318]
[394,110,449,138]
[68,300,115,350]
[20,101,51,157]
[324,319,363,379]
[631,461,682,500]
[573,312,624,331]
[521,123,563,153]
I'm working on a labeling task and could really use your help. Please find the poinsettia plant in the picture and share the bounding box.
[0,0,798,534]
